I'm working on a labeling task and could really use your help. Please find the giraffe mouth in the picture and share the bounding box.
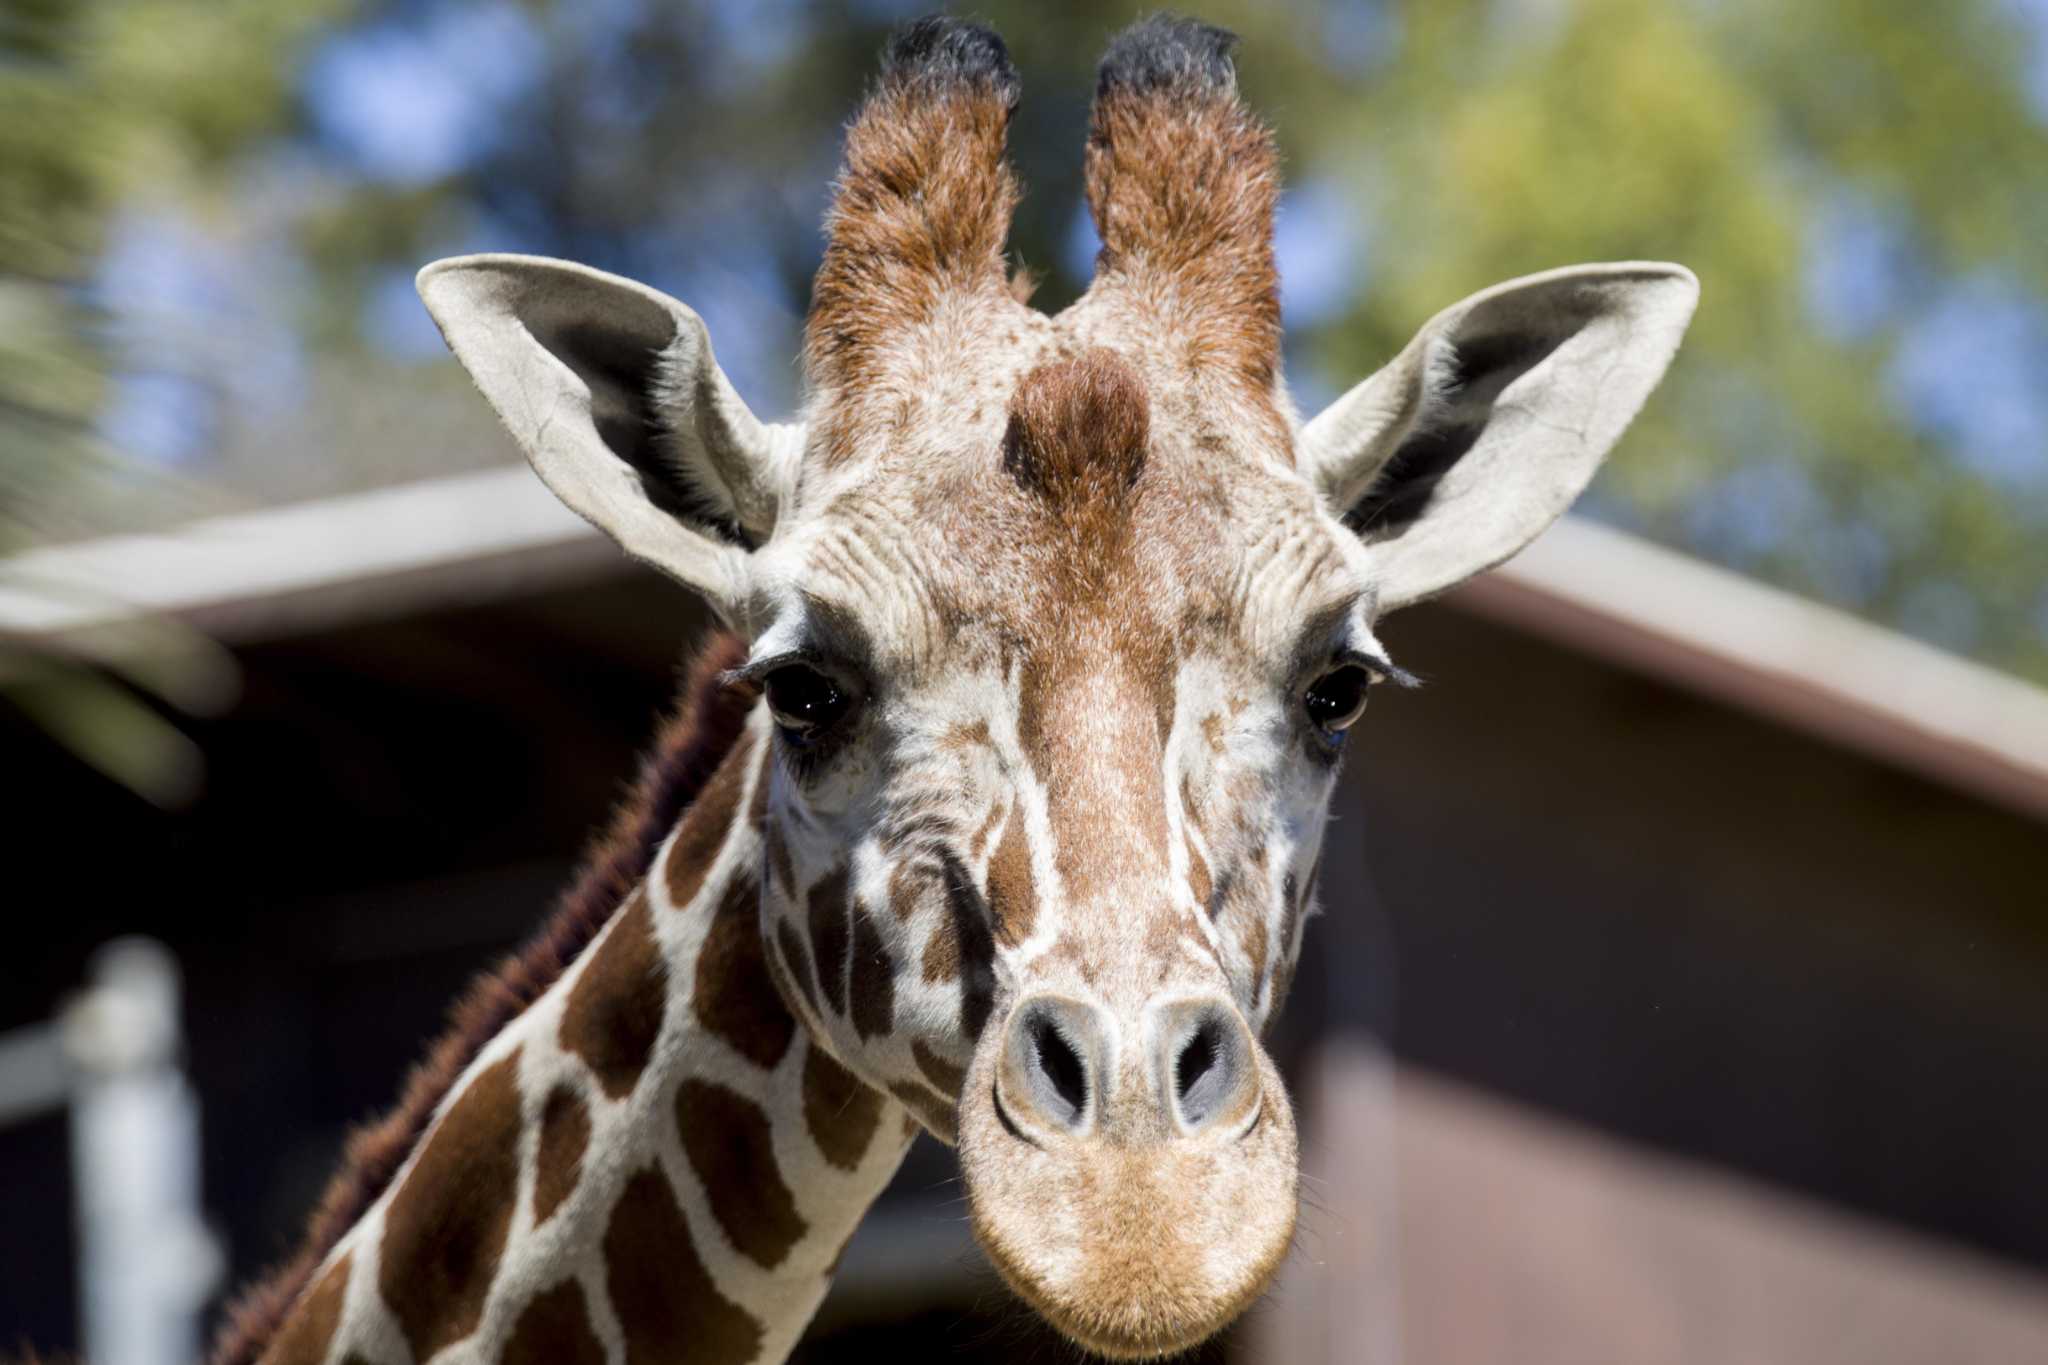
[954,996,1300,1358]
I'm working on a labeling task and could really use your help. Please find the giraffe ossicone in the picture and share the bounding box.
[226,13,1695,1364]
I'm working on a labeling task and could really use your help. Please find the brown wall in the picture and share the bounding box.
[6,565,2045,1357]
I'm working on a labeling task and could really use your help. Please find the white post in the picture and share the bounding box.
[61,938,223,1365]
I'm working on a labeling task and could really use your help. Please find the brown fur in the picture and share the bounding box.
[1185,831,1213,911]
[532,1085,589,1228]
[848,899,896,1039]
[695,872,797,1069]
[254,1252,347,1365]
[985,810,1038,948]
[675,1079,809,1270]
[379,1050,524,1361]
[887,1079,958,1143]
[805,29,1021,408]
[557,891,666,1098]
[210,633,750,1365]
[920,913,959,984]
[910,1038,965,1099]
[662,729,754,912]
[800,1041,882,1172]
[602,1167,763,1365]
[775,919,823,1020]
[1003,350,1149,534]
[805,865,852,1016]
[1084,51,1282,394]
[502,1280,606,1365]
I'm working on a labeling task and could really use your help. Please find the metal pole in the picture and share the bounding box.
[60,938,222,1365]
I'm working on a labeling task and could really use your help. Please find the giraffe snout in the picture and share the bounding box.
[962,989,1298,1360]
[992,992,1262,1145]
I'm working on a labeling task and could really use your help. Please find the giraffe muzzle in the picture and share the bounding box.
[962,991,1298,1359]
[993,993,1262,1144]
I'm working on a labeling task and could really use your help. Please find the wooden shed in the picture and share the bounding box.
[5,468,2044,1360]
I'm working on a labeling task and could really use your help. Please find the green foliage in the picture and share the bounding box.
[1274,0,2048,679]
[3,0,2046,682]
[0,0,356,548]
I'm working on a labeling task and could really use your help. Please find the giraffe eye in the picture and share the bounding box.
[764,665,851,742]
[1303,665,1372,735]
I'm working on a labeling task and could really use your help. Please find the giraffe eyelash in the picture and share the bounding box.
[1333,648,1422,690]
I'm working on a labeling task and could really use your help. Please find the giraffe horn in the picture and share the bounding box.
[803,16,1026,397]
[1077,15,1283,396]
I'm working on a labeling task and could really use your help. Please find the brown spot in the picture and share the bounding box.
[695,874,795,1069]
[256,1252,348,1365]
[1002,351,1149,525]
[1202,710,1227,755]
[848,900,896,1040]
[943,719,993,753]
[663,733,756,911]
[502,1279,606,1365]
[888,1079,958,1144]
[921,917,960,984]
[1270,950,1298,1015]
[986,812,1038,948]
[1205,866,1235,921]
[806,865,851,1017]
[968,801,1005,860]
[379,1050,523,1362]
[532,1085,589,1228]
[802,1042,883,1171]
[911,1039,966,1099]
[1245,912,1270,989]
[1187,818,1212,912]
[676,1079,809,1270]
[559,891,666,1099]
[938,852,997,1040]
[776,919,822,1019]
[603,1167,762,1365]
[902,1112,923,1142]
[888,860,924,922]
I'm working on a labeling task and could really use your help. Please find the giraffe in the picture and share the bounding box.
[216,15,1696,1364]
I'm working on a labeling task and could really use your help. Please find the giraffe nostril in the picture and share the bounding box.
[1162,1001,1253,1134]
[1031,1017,1089,1126]
[1000,996,1106,1137]
[1173,1019,1220,1109]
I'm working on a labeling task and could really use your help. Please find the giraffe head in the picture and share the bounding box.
[418,15,1695,1357]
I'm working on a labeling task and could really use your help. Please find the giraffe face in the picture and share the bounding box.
[739,346,1381,1355]
[418,15,1694,1357]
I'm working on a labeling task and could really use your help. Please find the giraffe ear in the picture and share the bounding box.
[416,253,802,622]
[1301,262,1697,613]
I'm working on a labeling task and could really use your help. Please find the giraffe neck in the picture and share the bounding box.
[262,710,916,1365]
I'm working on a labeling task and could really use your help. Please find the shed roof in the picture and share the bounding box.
[6,466,2045,819]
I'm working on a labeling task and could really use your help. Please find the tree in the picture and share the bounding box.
[6,0,2046,681]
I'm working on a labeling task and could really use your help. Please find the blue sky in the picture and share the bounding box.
[85,0,2048,661]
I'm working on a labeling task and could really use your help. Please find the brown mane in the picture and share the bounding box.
[210,631,752,1365]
